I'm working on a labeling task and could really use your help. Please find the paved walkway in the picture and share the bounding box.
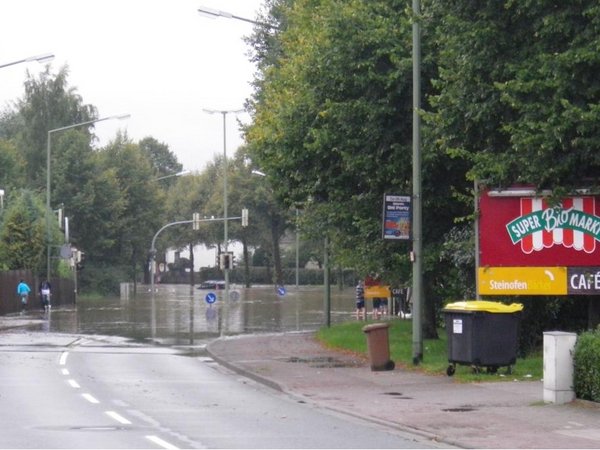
[207,331,600,449]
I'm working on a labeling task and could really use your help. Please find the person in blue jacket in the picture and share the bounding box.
[17,279,31,310]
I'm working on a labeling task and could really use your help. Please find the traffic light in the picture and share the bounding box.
[192,212,201,230]
[241,208,249,227]
[219,252,232,270]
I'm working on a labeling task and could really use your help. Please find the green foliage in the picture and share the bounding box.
[139,136,183,179]
[0,139,26,191]
[573,328,600,402]
[0,190,50,273]
[78,262,129,296]
[428,0,600,192]
[17,65,96,188]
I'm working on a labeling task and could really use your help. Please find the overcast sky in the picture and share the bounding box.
[0,0,264,174]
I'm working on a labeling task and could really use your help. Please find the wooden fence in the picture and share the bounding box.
[0,270,76,315]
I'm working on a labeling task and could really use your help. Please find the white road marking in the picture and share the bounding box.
[67,379,80,388]
[146,435,179,449]
[59,351,68,366]
[61,368,69,375]
[105,411,132,425]
[81,393,99,404]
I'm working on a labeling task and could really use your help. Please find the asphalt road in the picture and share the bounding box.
[0,331,435,449]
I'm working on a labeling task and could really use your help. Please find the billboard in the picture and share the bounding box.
[382,194,411,240]
[479,190,600,267]
[478,189,600,295]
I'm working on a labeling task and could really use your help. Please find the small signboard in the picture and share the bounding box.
[277,286,286,297]
[382,194,411,240]
[205,292,217,304]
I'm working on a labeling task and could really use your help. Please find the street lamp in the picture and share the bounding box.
[46,113,130,280]
[412,0,424,365]
[0,53,55,70]
[155,170,191,181]
[203,108,244,304]
[198,6,276,29]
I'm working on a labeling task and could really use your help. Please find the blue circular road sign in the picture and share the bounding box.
[277,286,286,297]
[205,292,217,304]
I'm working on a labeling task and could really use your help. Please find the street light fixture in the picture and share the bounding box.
[198,6,277,29]
[155,170,191,181]
[46,113,131,280]
[0,53,55,70]
[203,108,244,306]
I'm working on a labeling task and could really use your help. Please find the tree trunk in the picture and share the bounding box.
[588,296,600,329]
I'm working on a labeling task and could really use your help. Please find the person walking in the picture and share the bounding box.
[355,279,366,320]
[39,279,52,311]
[16,279,31,312]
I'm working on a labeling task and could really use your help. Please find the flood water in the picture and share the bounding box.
[44,284,358,345]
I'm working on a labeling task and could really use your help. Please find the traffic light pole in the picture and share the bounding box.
[149,212,247,295]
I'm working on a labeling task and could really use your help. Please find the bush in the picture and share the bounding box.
[79,263,129,295]
[573,328,600,402]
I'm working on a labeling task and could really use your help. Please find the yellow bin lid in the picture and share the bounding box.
[443,300,523,313]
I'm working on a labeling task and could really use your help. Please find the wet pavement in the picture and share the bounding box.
[18,284,357,343]
[3,284,600,448]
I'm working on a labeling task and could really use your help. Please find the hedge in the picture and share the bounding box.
[573,328,600,402]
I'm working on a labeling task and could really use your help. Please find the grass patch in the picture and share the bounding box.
[316,319,542,382]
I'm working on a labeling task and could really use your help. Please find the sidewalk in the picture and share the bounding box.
[207,331,600,449]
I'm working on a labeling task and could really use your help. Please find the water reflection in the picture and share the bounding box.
[46,284,357,345]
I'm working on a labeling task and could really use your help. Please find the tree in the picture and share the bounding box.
[245,0,471,336]
[15,66,96,187]
[427,0,600,194]
[94,133,164,289]
[138,136,183,180]
[0,138,26,192]
[0,190,53,272]
[228,150,290,286]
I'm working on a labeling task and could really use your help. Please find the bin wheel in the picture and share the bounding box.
[446,365,455,376]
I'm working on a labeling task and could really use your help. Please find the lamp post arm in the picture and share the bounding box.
[197,6,279,29]
[0,53,55,69]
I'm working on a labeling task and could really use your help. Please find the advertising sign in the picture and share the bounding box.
[478,189,600,296]
[478,267,567,296]
[568,267,600,295]
[382,194,411,240]
[479,190,600,267]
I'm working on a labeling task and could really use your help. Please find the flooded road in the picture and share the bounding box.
[45,284,357,344]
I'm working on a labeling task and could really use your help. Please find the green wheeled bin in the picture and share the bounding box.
[443,301,523,376]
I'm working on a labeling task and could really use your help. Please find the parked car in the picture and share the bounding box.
[197,280,225,290]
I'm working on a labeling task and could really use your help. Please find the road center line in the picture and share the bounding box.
[145,435,179,449]
[105,411,132,425]
[61,368,69,375]
[67,379,80,388]
[59,351,68,366]
[81,393,99,404]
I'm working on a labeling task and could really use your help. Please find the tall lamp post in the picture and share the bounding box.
[0,53,54,70]
[203,108,244,306]
[46,114,130,281]
[412,0,424,365]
